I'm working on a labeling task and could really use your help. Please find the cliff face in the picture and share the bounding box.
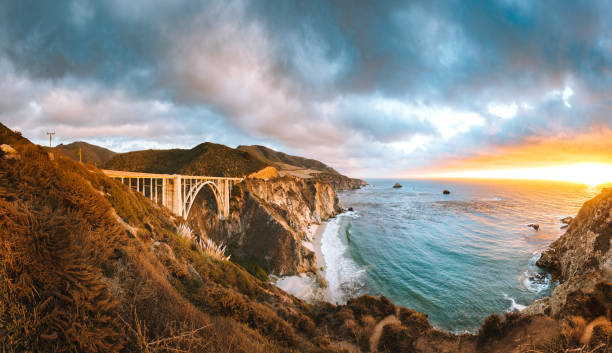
[529,187,612,318]
[537,188,612,281]
[188,176,343,276]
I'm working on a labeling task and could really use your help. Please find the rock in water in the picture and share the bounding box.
[393,182,403,188]
[443,190,451,195]
[560,216,573,225]
[348,207,354,212]
[528,224,540,231]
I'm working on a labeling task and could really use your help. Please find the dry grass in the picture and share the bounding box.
[178,223,230,261]
[0,143,314,352]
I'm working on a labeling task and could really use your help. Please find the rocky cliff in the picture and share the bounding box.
[311,172,367,191]
[188,176,343,276]
[528,187,612,320]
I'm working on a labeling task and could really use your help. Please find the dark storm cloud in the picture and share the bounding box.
[1,0,611,176]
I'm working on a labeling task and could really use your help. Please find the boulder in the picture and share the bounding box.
[528,224,540,231]
[442,190,451,195]
[393,182,403,188]
[348,207,354,212]
[561,216,573,224]
[1,144,20,160]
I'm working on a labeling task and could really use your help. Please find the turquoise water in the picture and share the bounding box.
[321,179,604,333]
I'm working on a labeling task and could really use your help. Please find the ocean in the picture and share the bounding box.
[321,178,605,333]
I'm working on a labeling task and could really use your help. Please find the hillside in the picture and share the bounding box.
[238,145,340,175]
[238,145,365,190]
[0,124,29,146]
[55,141,117,166]
[105,142,268,177]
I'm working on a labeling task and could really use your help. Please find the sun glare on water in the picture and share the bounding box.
[428,163,612,187]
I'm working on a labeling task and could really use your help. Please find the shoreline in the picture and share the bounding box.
[272,222,333,303]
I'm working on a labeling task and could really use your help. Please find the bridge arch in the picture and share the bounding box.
[183,180,224,220]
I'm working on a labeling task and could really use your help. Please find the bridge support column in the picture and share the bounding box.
[222,179,230,220]
[172,175,183,217]
[162,178,167,207]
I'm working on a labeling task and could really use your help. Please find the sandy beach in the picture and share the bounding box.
[273,222,333,303]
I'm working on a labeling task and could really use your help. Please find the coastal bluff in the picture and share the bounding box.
[527,187,612,320]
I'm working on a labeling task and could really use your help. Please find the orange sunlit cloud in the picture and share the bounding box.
[412,127,612,186]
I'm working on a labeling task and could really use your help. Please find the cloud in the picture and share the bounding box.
[1,0,612,177]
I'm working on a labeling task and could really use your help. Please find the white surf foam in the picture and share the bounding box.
[273,274,330,303]
[321,213,365,304]
[503,294,526,312]
[521,252,551,293]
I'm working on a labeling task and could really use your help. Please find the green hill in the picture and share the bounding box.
[55,141,117,166]
[105,142,268,177]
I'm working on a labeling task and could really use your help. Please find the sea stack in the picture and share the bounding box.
[528,223,540,231]
[393,182,403,188]
[443,190,451,195]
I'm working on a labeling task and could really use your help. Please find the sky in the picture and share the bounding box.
[1,0,612,178]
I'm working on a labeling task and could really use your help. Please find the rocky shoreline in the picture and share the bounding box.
[273,222,333,303]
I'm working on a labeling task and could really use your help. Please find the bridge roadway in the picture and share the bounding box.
[102,170,243,220]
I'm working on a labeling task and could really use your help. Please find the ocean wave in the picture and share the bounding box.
[503,294,526,312]
[321,214,366,303]
[342,210,360,219]
[521,253,551,293]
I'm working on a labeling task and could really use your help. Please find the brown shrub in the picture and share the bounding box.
[345,295,396,322]
[559,291,607,321]
[378,323,414,353]
[398,307,431,334]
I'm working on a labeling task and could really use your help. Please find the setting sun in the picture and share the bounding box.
[423,163,612,186]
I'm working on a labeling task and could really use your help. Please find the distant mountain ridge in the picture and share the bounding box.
[237,145,340,175]
[104,142,268,177]
[55,141,117,166]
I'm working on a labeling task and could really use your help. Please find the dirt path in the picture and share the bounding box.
[369,314,401,352]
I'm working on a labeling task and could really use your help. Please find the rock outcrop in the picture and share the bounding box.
[188,176,343,276]
[310,172,366,191]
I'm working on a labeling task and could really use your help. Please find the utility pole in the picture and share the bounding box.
[46,132,55,147]
[78,147,82,163]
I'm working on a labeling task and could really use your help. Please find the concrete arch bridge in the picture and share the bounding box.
[102,170,243,220]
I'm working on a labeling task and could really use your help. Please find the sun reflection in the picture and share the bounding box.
[422,163,612,187]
